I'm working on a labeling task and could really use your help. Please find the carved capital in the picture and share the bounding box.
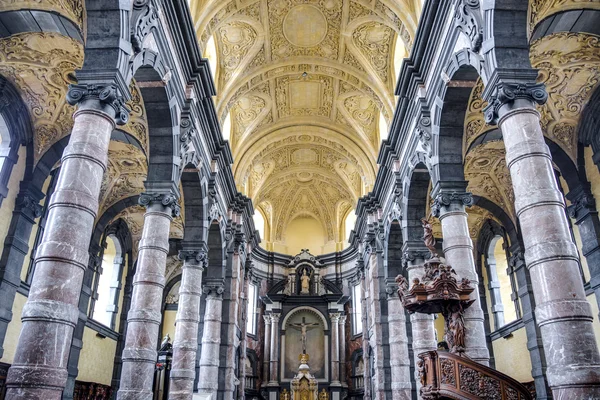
[567,188,596,221]
[178,250,207,268]
[270,313,281,323]
[179,117,195,145]
[402,249,431,267]
[431,192,473,217]
[19,194,43,218]
[483,82,548,125]
[329,313,341,323]
[138,192,181,217]
[338,315,347,324]
[67,83,129,125]
[203,282,225,298]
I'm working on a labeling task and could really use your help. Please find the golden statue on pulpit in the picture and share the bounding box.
[318,388,329,400]
[280,388,291,400]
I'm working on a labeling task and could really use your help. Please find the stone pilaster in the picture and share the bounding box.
[268,313,281,386]
[358,267,372,400]
[0,187,43,359]
[197,281,225,396]
[338,315,347,387]
[385,283,412,400]
[169,249,207,400]
[567,184,600,315]
[431,190,490,364]
[5,83,128,400]
[262,314,271,385]
[330,313,341,385]
[118,192,179,400]
[403,248,437,399]
[485,81,600,397]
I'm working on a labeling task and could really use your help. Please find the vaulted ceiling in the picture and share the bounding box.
[191,0,423,254]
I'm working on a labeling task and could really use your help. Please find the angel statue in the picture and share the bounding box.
[421,218,438,257]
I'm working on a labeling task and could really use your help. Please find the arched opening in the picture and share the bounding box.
[204,34,218,82]
[92,235,124,328]
[344,209,357,244]
[253,207,266,243]
[387,221,403,278]
[207,221,224,279]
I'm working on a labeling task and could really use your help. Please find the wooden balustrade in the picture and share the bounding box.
[418,351,532,400]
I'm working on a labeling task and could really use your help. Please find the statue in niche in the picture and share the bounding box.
[300,269,311,294]
[289,318,320,354]
[280,388,291,400]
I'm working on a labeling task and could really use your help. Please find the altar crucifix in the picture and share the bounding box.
[289,317,320,354]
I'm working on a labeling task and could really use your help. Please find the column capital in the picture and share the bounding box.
[66,83,130,125]
[17,193,43,219]
[567,185,597,222]
[329,313,341,323]
[338,315,347,324]
[263,314,271,324]
[483,81,547,125]
[138,192,180,217]
[203,281,225,298]
[269,313,281,323]
[401,249,430,268]
[178,250,207,269]
[431,191,473,217]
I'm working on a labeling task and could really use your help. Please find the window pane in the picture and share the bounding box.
[353,284,362,335]
[94,237,118,326]
[246,284,257,335]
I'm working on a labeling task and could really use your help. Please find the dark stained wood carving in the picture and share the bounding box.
[418,351,532,400]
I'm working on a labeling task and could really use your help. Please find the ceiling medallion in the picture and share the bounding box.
[283,4,328,47]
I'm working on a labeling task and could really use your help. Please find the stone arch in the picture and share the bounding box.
[386,220,404,279]
[181,167,209,247]
[402,161,433,245]
[128,51,180,183]
[281,306,329,331]
[206,219,226,279]
[432,61,480,186]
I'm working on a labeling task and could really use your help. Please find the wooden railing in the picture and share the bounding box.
[418,351,532,400]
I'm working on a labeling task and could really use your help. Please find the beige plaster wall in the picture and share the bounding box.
[162,310,177,340]
[77,327,117,385]
[491,327,533,383]
[1,292,26,364]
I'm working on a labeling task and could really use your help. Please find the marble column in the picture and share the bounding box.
[338,315,347,387]
[268,313,281,386]
[117,191,179,400]
[169,249,206,400]
[330,313,341,385]
[485,82,600,397]
[5,84,128,399]
[431,190,490,364]
[197,280,225,396]
[403,248,437,398]
[386,283,412,400]
[359,267,372,400]
[262,314,271,385]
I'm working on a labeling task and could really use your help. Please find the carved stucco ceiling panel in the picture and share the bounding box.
[463,78,496,156]
[191,0,422,252]
[530,32,600,161]
[0,32,83,164]
[120,80,150,155]
[465,141,516,222]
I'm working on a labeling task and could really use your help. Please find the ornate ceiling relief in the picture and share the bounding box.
[120,80,150,155]
[464,141,516,222]
[192,0,422,254]
[0,32,83,163]
[463,78,496,156]
[98,142,148,217]
[0,0,85,30]
[530,32,600,161]
[528,0,600,37]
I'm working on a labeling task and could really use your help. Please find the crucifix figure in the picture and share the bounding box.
[289,317,320,354]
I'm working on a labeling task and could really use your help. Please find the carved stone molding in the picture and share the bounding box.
[454,0,483,53]
[67,83,130,125]
[203,282,225,298]
[431,192,473,218]
[19,194,43,218]
[483,82,548,125]
[138,192,181,217]
[178,250,208,268]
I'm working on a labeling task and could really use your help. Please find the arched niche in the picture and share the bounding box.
[281,307,329,382]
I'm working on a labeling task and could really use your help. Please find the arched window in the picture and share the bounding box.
[482,235,520,330]
[90,235,125,329]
